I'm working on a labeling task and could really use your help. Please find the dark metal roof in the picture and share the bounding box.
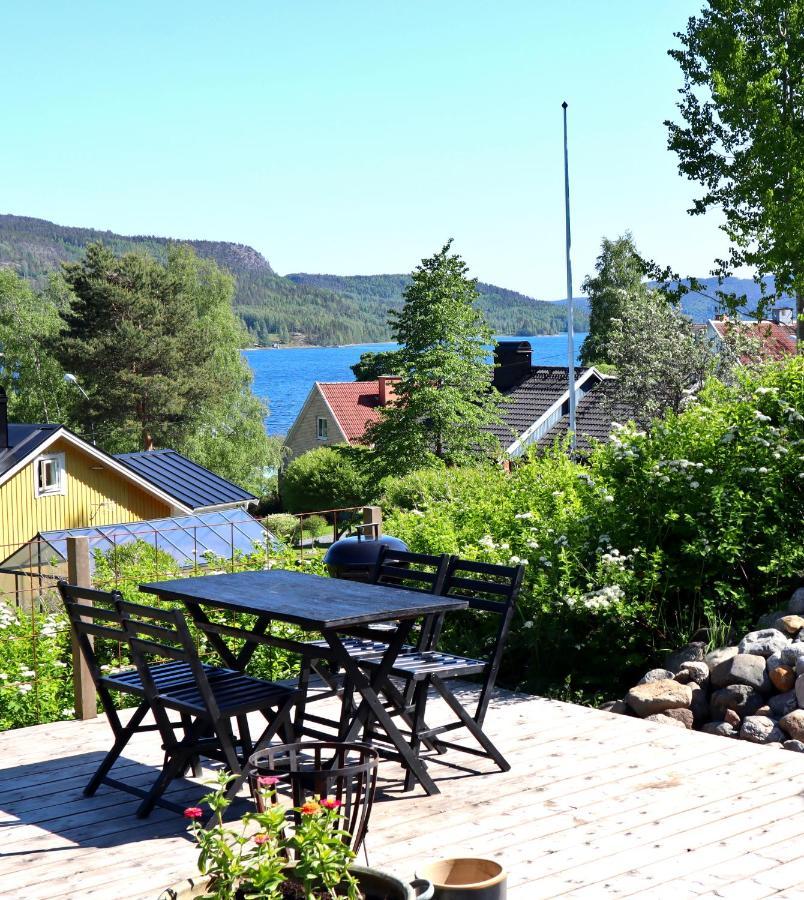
[538,379,633,454]
[486,366,586,445]
[0,509,276,573]
[115,449,255,510]
[0,424,62,481]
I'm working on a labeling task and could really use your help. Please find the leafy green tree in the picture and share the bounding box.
[0,270,73,426]
[366,241,503,475]
[666,0,804,347]
[604,290,718,426]
[579,234,654,367]
[53,242,275,489]
[350,349,402,381]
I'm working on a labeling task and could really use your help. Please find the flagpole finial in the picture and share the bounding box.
[562,100,568,109]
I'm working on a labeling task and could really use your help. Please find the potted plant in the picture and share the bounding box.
[158,771,431,900]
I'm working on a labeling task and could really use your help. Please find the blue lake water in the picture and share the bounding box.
[244,333,588,435]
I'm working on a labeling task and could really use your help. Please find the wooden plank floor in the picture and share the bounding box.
[3,687,804,899]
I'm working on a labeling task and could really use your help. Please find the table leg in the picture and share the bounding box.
[182,601,271,671]
[324,624,441,796]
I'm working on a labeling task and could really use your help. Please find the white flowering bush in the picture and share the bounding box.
[0,596,73,730]
[382,357,804,700]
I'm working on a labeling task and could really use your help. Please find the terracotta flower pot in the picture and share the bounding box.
[416,858,507,900]
[158,864,432,899]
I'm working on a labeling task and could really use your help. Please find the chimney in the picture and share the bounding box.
[493,341,532,390]
[0,387,7,450]
[378,375,400,406]
[771,307,793,325]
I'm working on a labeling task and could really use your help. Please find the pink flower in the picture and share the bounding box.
[257,775,279,788]
[253,833,269,845]
[321,798,341,810]
[183,807,203,819]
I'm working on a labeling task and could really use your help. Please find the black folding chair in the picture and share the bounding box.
[295,549,451,741]
[58,582,217,808]
[119,600,298,818]
[360,558,525,789]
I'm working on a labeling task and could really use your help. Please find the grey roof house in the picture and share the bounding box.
[487,342,621,458]
[115,449,255,513]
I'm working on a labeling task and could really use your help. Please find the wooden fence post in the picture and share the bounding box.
[66,536,96,720]
[363,506,382,539]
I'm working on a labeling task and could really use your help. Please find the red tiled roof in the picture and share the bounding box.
[318,381,383,443]
[710,320,796,363]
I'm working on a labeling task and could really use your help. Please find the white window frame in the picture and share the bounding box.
[34,452,66,498]
[316,417,328,440]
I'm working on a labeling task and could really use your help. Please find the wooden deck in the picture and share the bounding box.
[3,687,804,899]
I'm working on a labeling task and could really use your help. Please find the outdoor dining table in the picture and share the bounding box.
[139,569,468,795]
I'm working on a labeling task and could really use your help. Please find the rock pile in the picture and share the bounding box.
[602,587,804,750]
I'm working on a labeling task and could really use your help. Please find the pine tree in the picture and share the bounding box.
[367,241,502,475]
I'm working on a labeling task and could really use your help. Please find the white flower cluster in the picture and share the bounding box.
[0,602,15,630]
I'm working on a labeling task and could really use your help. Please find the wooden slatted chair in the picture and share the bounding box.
[58,581,222,808]
[119,600,298,818]
[295,549,450,741]
[360,558,525,789]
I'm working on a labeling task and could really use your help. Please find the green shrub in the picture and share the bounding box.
[281,447,371,513]
[382,357,804,701]
[263,513,301,541]
[299,514,329,537]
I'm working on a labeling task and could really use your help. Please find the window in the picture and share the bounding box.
[317,417,328,440]
[34,453,66,498]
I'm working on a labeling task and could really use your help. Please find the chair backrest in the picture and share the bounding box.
[370,547,450,595]
[58,581,130,724]
[439,558,525,725]
[118,600,219,727]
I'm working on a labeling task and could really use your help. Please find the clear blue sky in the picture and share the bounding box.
[1,1,725,299]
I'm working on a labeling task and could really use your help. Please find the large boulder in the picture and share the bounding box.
[713,653,771,693]
[644,712,688,729]
[788,587,804,616]
[707,647,740,688]
[679,661,710,687]
[768,690,798,719]
[783,740,804,753]
[781,643,804,668]
[689,682,710,726]
[665,642,706,673]
[773,615,804,636]
[638,668,676,685]
[779,710,804,742]
[626,680,692,717]
[702,721,737,738]
[738,629,790,657]
[659,707,694,729]
[739,716,784,744]
[796,674,804,709]
[710,685,764,720]
[769,665,796,693]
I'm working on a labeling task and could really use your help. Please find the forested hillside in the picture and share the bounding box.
[0,214,584,346]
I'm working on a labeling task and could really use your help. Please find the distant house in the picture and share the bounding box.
[0,387,256,569]
[284,376,400,460]
[283,343,628,463]
[484,341,620,458]
[115,449,255,513]
[707,311,797,364]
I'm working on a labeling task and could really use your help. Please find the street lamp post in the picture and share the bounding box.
[64,373,96,446]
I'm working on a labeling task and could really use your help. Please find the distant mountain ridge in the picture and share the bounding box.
[0,213,586,346]
[0,214,790,348]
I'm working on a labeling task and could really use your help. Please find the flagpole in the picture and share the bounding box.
[562,100,577,454]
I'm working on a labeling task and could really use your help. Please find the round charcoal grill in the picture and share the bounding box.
[322,534,408,582]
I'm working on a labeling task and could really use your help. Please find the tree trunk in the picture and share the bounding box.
[142,430,154,451]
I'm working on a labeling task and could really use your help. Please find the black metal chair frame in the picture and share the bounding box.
[295,549,451,742]
[248,741,379,853]
[58,581,208,810]
[360,558,525,789]
[119,600,299,818]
